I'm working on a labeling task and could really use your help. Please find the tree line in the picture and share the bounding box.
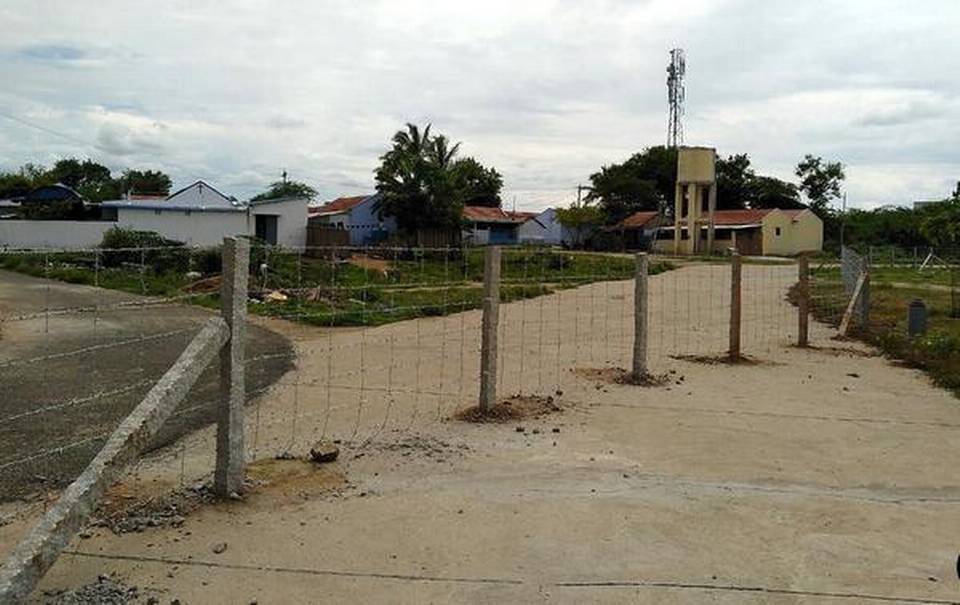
[0,158,173,202]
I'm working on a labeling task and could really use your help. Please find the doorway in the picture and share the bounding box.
[255,214,278,245]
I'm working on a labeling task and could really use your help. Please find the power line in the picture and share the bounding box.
[0,110,96,149]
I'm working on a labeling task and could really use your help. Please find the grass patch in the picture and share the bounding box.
[0,247,674,328]
[804,268,960,398]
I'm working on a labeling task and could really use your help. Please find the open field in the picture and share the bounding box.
[3,262,960,603]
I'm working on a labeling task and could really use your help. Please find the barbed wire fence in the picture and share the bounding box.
[0,244,825,503]
[1,240,823,599]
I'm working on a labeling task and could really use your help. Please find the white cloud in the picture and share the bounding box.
[0,0,958,210]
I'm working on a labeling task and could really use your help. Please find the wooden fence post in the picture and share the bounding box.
[729,252,742,359]
[798,255,809,347]
[632,253,649,378]
[479,246,501,411]
[215,237,249,497]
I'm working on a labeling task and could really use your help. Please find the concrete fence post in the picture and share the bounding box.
[215,236,249,497]
[479,246,501,412]
[0,318,229,604]
[632,252,649,378]
[729,252,742,359]
[797,255,810,347]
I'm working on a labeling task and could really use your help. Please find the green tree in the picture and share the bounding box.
[43,158,119,202]
[747,176,804,209]
[374,123,489,233]
[795,155,845,217]
[251,180,318,201]
[450,157,502,207]
[116,169,172,196]
[587,146,677,223]
[555,204,604,248]
[714,154,752,210]
[0,172,33,199]
[919,196,960,247]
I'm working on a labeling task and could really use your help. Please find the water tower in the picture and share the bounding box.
[673,147,717,255]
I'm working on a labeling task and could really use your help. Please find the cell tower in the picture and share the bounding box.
[666,48,686,148]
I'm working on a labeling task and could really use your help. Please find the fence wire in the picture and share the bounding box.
[1,243,821,517]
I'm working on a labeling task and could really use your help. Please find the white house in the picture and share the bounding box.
[308,193,396,246]
[101,181,308,248]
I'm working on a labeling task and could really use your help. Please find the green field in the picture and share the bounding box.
[0,247,672,327]
[807,266,960,397]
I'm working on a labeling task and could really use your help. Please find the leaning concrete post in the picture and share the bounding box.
[632,253,649,378]
[797,255,810,347]
[479,246,501,411]
[0,318,228,604]
[215,237,249,497]
[729,252,742,359]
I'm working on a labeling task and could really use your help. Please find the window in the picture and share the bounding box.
[775,227,782,236]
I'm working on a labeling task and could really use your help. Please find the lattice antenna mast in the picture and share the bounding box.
[666,48,686,148]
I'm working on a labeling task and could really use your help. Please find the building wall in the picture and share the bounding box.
[518,208,571,245]
[0,220,115,249]
[761,210,823,256]
[116,208,248,247]
[115,198,308,248]
[248,199,308,248]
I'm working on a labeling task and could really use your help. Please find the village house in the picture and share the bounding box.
[307,193,396,246]
[462,206,529,245]
[516,207,578,246]
[634,207,822,256]
[101,180,309,247]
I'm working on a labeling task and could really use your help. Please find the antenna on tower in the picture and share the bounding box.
[666,48,686,148]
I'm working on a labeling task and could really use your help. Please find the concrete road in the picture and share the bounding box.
[0,269,293,502]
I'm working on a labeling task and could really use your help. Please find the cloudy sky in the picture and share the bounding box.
[1,0,958,210]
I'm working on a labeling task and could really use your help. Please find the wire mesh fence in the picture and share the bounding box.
[1,242,819,518]
[0,245,291,506]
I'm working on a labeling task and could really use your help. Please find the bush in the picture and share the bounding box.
[190,247,222,275]
[99,227,188,274]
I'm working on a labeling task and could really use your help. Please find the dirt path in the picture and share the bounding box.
[4,264,960,603]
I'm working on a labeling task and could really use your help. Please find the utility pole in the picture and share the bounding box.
[576,184,591,207]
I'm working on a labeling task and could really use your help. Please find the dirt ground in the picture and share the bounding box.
[3,263,960,603]
[0,269,294,501]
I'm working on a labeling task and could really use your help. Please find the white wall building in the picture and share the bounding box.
[102,181,308,248]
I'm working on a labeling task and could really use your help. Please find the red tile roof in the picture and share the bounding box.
[710,209,770,226]
[620,211,661,228]
[311,195,370,216]
[507,210,538,220]
[462,206,526,223]
[710,208,807,225]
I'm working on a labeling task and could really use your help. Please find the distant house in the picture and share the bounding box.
[608,210,667,250]
[101,180,308,247]
[308,193,395,246]
[649,208,822,256]
[517,208,580,246]
[11,184,87,219]
[462,206,527,245]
